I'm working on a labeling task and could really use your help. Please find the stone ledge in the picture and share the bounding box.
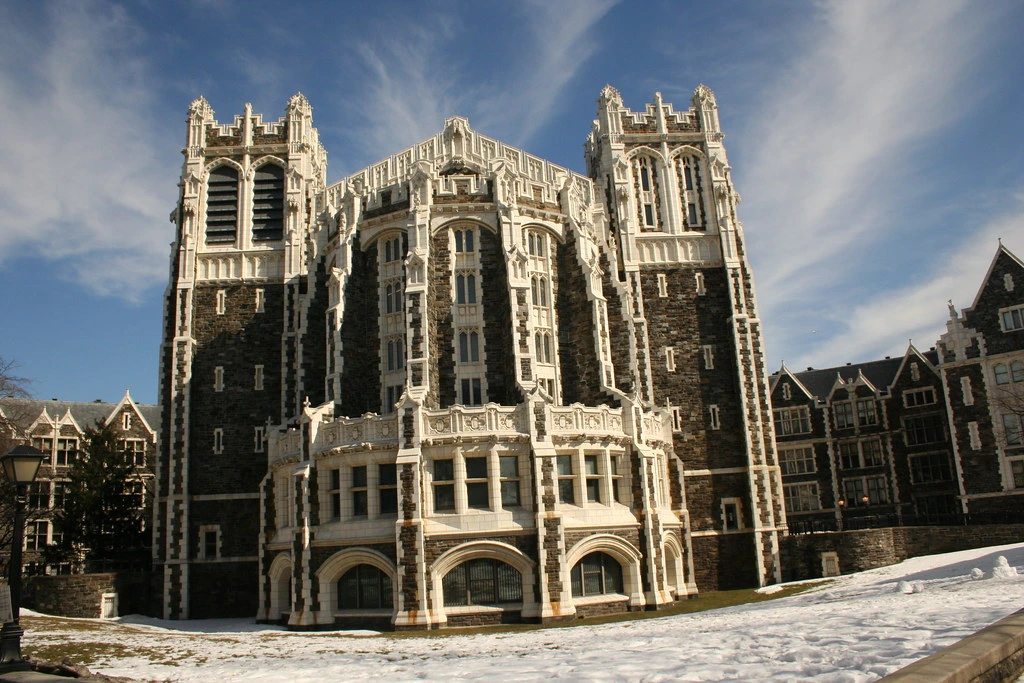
[880,608,1024,683]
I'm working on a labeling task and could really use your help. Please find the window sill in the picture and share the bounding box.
[443,603,521,615]
[571,593,628,606]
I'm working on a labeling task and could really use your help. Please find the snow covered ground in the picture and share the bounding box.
[23,542,1024,681]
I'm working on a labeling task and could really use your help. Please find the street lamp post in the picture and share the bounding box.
[0,445,46,672]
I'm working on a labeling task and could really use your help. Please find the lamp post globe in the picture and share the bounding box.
[0,444,46,672]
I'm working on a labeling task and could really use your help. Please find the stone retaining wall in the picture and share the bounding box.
[781,525,1024,581]
[21,572,156,618]
[880,608,1024,682]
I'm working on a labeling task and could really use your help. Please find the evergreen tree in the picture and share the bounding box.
[50,421,150,570]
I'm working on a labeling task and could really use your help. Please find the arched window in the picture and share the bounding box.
[442,558,521,606]
[570,552,624,597]
[634,156,660,231]
[676,156,705,231]
[252,164,284,241]
[527,231,546,257]
[385,284,394,314]
[206,165,239,244]
[1012,360,1024,383]
[995,363,1010,385]
[337,564,393,610]
[535,332,552,364]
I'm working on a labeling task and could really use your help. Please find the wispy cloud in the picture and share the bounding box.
[807,208,1024,368]
[334,0,617,174]
[0,2,174,301]
[738,0,1006,365]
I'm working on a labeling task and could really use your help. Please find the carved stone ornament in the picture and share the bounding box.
[189,96,213,121]
[599,84,623,106]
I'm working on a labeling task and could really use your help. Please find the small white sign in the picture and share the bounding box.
[0,585,12,623]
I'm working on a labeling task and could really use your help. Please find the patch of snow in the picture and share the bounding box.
[20,542,1024,682]
[993,555,1020,579]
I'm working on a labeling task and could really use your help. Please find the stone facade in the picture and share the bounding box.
[158,86,786,629]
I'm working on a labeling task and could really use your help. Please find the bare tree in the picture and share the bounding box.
[990,379,1024,444]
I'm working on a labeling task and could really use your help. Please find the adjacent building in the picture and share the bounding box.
[0,392,158,572]
[772,244,1024,532]
[155,86,787,626]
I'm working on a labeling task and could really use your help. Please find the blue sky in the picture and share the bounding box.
[1,0,1022,405]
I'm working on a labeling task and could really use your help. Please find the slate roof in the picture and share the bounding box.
[783,349,939,401]
[0,396,160,435]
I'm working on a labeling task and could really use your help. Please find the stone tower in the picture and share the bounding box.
[584,86,785,588]
[155,95,327,618]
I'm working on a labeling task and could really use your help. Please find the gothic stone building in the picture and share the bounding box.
[771,244,1024,534]
[0,392,158,572]
[155,86,787,626]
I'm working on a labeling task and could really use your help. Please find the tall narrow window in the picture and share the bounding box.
[352,466,368,517]
[677,156,705,230]
[465,456,490,510]
[254,365,264,391]
[657,274,668,298]
[585,455,602,504]
[635,157,660,231]
[122,412,131,430]
[329,469,341,520]
[216,290,226,315]
[709,405,720,430]
[206,165,239,244]
[557,455,575,504]
[665,347,676,372]
[456,274,478,305]
[255,288,265,313]
[213,428,224,454]
[500,456,520,508]
[454,228,475,253]
[610,455,624,503]
[254,426,265,453]
[252,164,284,241]
[460,378,483,405]
[433,459,455,512]
[379,464,398,515]
[214,366,224,392]
[695,272,706,295]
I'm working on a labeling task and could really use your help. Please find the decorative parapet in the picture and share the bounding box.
[316,413,400,451]
[548,404,626,442]
[267,401,655,466]
[422,404,527,443]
